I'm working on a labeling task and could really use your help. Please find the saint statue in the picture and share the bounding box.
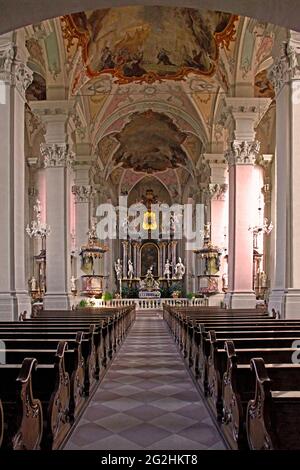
[30,276,37,291]
[114,258,123,281]
[260,271,268,288]
[71,276,77,291]
[164,259,171,280]
[128,260,134,280]
[174,257,186,280]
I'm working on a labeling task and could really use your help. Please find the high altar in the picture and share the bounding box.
[116,189,186,297]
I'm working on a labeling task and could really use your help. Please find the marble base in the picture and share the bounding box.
[269,289,300,319]
[43,293,71,310]
[0,292,31,320]
[224,291,256,309]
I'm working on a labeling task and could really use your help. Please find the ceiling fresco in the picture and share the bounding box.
[61,6,238,85]
[113,110,188,173]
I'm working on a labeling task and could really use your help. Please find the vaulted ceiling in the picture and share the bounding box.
[23,4,278,203]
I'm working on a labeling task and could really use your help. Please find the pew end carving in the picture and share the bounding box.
[12,358,43,450]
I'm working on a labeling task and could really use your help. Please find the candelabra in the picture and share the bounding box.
[248,217,273,249]
[26,199,50,297]
[26,199,51,244]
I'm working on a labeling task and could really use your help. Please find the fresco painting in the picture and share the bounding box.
[62,6,237,84]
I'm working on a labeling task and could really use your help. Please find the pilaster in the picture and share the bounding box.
[268,31,300,318]
[30,100,75,310]
[0,33,33,319]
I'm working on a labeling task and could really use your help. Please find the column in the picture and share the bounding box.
[268,32,300,318]
[158,241,163,277]
[122,241,128,278]
[204,155,228,248]
[185,196,196,294]
[224,97,271,309]
[132,241,138,278]
[136,242,142,278]
[0,33,33,319]
[31,100,75,310]
[72,177,94,290]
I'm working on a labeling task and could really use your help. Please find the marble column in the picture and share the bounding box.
[31,100,75,310]
[224,97,271,309]
[268,32,300,318]
[0,33,33,319]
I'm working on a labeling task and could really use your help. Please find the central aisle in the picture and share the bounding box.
[64,312,225,450]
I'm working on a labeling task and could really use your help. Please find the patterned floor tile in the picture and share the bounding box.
[64,312,225,450]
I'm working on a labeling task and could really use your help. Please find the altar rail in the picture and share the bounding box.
[100,298,209,310]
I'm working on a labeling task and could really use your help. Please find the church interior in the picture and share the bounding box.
[0,0,300,454]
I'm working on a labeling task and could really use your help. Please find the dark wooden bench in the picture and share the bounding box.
[246,358,300,450]
[0,327,97,397]
[0,398,3,448]
[206,330,299,420]
[221,341,300,449]
[0,306,136,450]
[0,333,85,421]
[0,357,43,450]
[0,342,71,450]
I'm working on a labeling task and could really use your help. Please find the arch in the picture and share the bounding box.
[93,100,209,146]
[0,1,299,36]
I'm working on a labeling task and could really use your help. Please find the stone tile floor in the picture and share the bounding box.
[64,311,226,450]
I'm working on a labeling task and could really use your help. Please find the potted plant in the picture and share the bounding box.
[171,290,181,299]
[78,299,88,309]
[102,291,113,302]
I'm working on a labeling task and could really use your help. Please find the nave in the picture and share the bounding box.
[65,312,225,450]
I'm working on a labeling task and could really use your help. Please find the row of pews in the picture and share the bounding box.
[163,305,300,450]
[0,305,135,450]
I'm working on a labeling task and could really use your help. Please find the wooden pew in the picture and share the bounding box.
[0,333,85,421]
[246,358,300,450]
[163,304,300,450]
[188,320,300,381]
[0,357,43,450]
[0,399,3,448]
[0,326,98,396]
[221,341,300,449]
[206,330,299,419]
[0,306,135,450]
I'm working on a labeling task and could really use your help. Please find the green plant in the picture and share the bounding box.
[160,286,171,298]
[121,286,130,298]
[102,291,113,301]
[169,282,182,294]
[78,299,88,308]
[187,292,195,300]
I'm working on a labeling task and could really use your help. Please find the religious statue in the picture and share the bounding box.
[114,258,123,281]
[128,260,134,280]
[164,259,171,280]
[29,276,37,291]
[204,223,211,240]
[174,257,186,280]
[139,265,160,291]
[71,276,77,291]
[260,271,268,288]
